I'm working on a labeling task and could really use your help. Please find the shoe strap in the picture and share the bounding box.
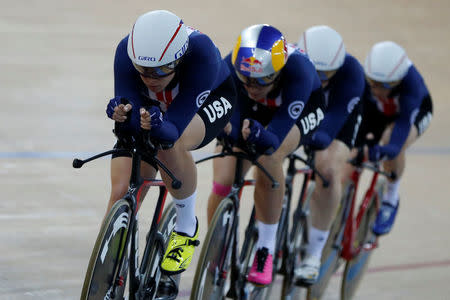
[255,248,269,272]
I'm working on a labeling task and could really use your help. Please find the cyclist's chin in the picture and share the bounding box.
[248,92,264,101]
[147,85,164,93]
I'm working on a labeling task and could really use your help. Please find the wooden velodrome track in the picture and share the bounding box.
[1,0,449,299]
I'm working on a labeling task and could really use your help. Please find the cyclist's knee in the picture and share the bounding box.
[316,161,340,185]
[258,152,283,167]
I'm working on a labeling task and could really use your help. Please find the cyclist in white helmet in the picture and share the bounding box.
[356,41,432,235]
[207,24,327,285]
[295,25,366,284]
[105,10,236,275]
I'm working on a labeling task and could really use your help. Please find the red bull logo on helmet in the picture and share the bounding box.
[240,56,263,74]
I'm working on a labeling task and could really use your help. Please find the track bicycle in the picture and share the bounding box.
[274,153,329,300]
[189,140,279,300]
[307,147,397,300]
[76,129,183,300]
[241,151,329,300]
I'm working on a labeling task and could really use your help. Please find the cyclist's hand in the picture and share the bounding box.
[140,106,163,130]
[106,97,132,122]
[368,144,386,162]
[217,122,232,140]
[224,122,232,135]
[241,119,252,141]
[241,119,278,155]
[242,118,266,142]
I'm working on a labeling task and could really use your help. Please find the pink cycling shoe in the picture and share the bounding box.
[247,247,273,286]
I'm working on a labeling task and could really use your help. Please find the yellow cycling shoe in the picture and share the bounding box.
[160,219,200,275]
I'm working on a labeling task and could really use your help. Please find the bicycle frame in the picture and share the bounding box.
[194,146,278,299]
[75,142,179,300]
[339,152,398,262]
[282,154,314,264]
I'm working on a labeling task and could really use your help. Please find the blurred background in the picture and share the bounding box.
[1,0,449,299]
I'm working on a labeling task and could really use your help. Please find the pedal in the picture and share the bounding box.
[295,277,315,287]
[155,275,179,300]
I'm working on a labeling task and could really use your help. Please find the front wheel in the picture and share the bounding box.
[340,178,386,300]
[190,198,235,300]
[80,199,131,300]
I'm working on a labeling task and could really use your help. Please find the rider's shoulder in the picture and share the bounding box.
[403,64,421,82]
[115,35,130,55]
[284,44,316,75]
[337,54,365,80]
[185,27,217,55]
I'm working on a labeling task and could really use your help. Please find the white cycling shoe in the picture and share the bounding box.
[294,255,321,285]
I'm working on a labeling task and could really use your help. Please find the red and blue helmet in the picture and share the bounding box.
[232,24,287,85]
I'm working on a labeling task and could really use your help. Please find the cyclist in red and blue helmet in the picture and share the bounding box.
[207,24,327,285]
[105,10,236,275]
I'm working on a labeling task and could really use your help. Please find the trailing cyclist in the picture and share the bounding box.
[207,24,326,286]
[105,10,236,275]
[295,25,366,284]
[356,41,433,235]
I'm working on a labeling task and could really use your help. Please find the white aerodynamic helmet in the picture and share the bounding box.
[127,10,189,73]
[297,25,346,71]
[364,41,412,83]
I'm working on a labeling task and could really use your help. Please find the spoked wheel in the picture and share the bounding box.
[281,182,315,300]
[307,183,355,300]
[141,201,179,300]
[340,178,386,300]
[190,198,235,300]
[80,199,131,300]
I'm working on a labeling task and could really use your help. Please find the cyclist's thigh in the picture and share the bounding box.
[212,152,238,186]
[110,140,157,196]
[177,114,206,150]
[111,156,132,194]
[355,99,391,147]
[315,140,350,180]
[335,99,363,150]
[213,146,253,185]
[255,126,300,185]
[195,76,237,150]
[269,124,301,162]
[296,88,327,145]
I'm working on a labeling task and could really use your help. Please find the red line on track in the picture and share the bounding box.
[176,259,450,298]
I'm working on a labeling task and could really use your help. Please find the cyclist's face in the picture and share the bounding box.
[236,71,279,100]
[244,83,274,100]
[367,78,400,99]
[370,85,391,98]
[140,73,175,93]
[318,70,337,88]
